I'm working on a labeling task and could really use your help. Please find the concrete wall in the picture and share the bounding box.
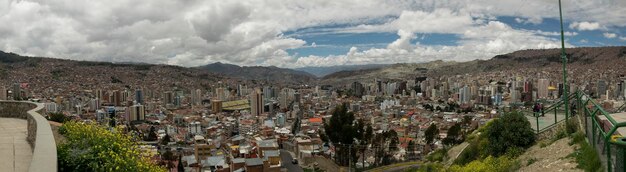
[0,101,57,172]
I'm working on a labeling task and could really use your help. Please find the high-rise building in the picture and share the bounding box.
[0,86,6,100]
[351,82,365,97]
[164,91,174,105]
[211,100,222,113]
[127,104,145,122]
[122,90,130,103]
[95,89,104,100]
[598,80,607,98]
[191,89,202,105]
[250,89,264,116]
[537,79,550,99]
[12,83,20,100]
[45,102,58,113]
[113,90,122,106]
[135,89,143,105]
[216,87,227,101]
[523,81,532,93]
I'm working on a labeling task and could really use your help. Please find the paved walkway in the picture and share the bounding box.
[0,118,32,172]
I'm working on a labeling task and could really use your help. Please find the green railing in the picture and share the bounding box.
[520,93,575,133]
[616,103,626,113]
[578,90,626,172]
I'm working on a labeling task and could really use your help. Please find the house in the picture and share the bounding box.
[231,158,246,172]
[201,155,229,172]
[245,158,265,172]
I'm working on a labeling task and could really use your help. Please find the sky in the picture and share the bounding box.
[0,0,625,68]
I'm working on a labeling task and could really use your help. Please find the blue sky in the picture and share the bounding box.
[1,0,625,67]
[286,16,625,58]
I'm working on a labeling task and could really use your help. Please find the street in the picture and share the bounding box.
[280,149,303,172]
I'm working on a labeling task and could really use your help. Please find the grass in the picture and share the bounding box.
[567,130,602,172]
[367,161,421,172]
[526,158,538,166]
[303,167,325,172]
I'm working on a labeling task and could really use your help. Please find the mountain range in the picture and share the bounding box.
[1,46,625,88]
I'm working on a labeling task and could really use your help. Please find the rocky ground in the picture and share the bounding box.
[517,138,582,172]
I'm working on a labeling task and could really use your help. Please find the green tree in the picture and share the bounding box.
[324,103,358,166]
[49,112,69,123]
[425,124,439,144]
[407,140,416,160]
[145,126,158,141]
[57,121,165,172]
[177,155,185,172]
[484,111,535,157]
[160,134,172,145]
[372,130,399,166]
[291,118,300,135]
[443,123,462,146]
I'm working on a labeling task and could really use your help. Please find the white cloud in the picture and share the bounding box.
[0,0,623,68]
[569,22,602,31]
[603,32,617,39]
[620,37,626,41]
[514,17,543,25]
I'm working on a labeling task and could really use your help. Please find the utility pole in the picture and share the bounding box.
[558,0,569,121]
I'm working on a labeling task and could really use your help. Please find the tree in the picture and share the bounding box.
[407,140,416,160]
[324,103,358,166]
[291,118,300,135]
[49,112,69,123]
[443,123,462,146]
[372,130,399,166]
[57,121,165,172]
[160,134,172,145]
[177,155,185,172]
[146,126,158,141]
[162,149,174,161]
[355,120,373,169]
[484,112,536,157]
[425,124,439,144]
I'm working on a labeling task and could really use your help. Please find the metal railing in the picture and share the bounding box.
[577,90,626,172]
[519,93,576,134]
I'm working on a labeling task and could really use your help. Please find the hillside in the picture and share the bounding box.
[321,46,626,85]
[321,60,458,85]
[197,62,318,84]
[0,51,226,97]
[295,64,390,77]
[429,46,626,76]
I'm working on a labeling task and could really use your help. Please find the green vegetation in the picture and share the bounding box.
[48,112,69,123]
[483,111,536,157]
[526,158,538,166]
[425,148,448,162]
[567,129,602,171]
[323,103,361,166]
[57,122,165,172]
[449,111,534,171]
[424,123,438,144]
[449,156,520,172]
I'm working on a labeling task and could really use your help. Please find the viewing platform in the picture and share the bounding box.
[0,101,57,172]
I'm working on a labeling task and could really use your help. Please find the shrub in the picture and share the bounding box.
[484,112,536,157]
[566,118,579,135]
[426,148,448,162]
[49,112,69,123]
[527,158,538,166]
[449,156,519,172]
[57,122,165,172]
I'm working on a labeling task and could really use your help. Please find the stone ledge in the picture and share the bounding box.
[0,101,57,172]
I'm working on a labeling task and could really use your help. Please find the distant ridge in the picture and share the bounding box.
[295,64,390,77]
[197,62,318,84]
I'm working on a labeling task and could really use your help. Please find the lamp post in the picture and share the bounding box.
[558,0,569,120]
